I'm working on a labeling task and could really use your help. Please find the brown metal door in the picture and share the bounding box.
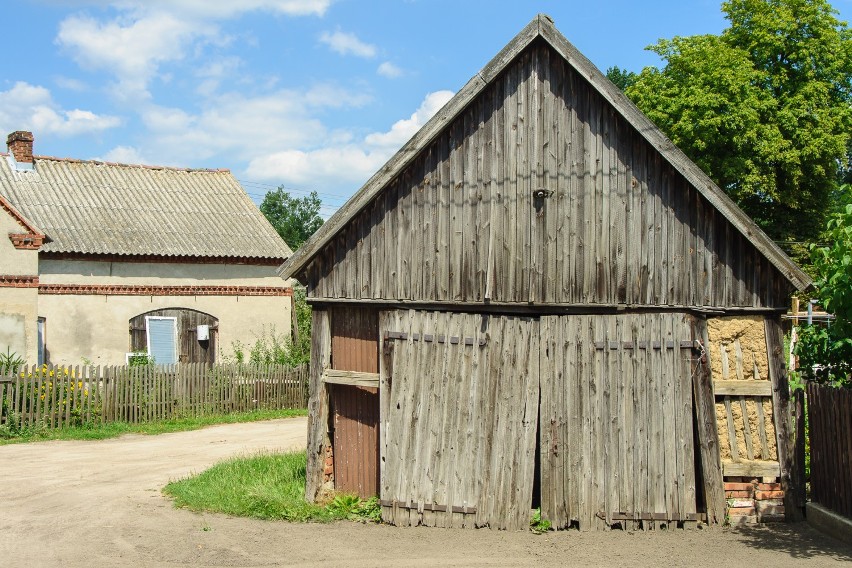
[329,306,380,498]
[330,385,380,497]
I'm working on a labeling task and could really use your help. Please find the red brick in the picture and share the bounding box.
[757,483,782,491]
[729,499,755,508]
[725,490,752,499]
[728,506,756,516]
[755,490,784,500]
[724,482,754,492]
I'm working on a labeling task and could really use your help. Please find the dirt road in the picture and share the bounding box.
[1,417,850,567]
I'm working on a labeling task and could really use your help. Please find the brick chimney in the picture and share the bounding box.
[7,131,34,164]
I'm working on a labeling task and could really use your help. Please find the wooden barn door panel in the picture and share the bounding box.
[380,310,539,530]
[329,307,380,498]
[540,313,698,530]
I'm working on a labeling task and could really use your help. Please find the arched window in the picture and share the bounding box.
[129,308,218,364]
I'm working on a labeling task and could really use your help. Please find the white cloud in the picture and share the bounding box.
[365,90,453,149]
[0,82,121,137]
[194,57,244,97]
[56,13,207,101]
[67,0,332,19]
[100,145,147,164]
[53,76,89,92]
[246,146,387,188]
[133,82,370,167]
[245,90,456,191]
[377,62,404,78]
[319,29,377,58]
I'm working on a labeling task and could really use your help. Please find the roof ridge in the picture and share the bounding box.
[1,151,230,173]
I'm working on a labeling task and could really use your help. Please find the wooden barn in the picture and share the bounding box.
[279,15,810,531]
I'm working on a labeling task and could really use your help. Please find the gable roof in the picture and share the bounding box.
[0,192,47,241]
[280,14,811,291]
[0,153,292,260]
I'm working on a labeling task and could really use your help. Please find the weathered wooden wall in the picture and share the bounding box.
[301,41,791,309]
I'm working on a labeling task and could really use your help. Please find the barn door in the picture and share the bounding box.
[379,310,539,530]
[539,313,698,530]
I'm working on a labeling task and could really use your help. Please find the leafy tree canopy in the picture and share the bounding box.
[605,66,637,91]
[625,0,852,250]
[260,187,324,250]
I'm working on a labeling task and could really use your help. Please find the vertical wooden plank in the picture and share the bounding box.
[677,315,698,522]
[765,317,802,521]
[539,316,557,526]
[488,78,505,301]
[647,315,663,528]
[661,315,677,521]
[305,309,332,502]
[693,318,726,524]
[789,388,807,520]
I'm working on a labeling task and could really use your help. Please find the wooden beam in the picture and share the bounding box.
[765,317,804,521]
[722,460,781,477]
[304,309,331,503]
[306,297,788,316]
[712,380,772,397]
[692,319,726,525]
[322,369,380,388]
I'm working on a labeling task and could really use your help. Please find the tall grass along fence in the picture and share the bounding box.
[807,382,852,519]
[0,363,308,430]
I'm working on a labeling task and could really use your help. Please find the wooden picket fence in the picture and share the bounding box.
[807,382,852,519]
[0,363,308,430]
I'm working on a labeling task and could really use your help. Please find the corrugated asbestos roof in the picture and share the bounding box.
[0,154,292,260]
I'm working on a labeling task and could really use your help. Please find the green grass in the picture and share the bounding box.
[163,451,382,523]
[0,408,306,445]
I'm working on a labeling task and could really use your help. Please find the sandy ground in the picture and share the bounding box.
[1,417,851,568]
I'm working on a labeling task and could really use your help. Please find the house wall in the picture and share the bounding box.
[36,259,292,365]
[0,208,39,362]
[301,41,791,309]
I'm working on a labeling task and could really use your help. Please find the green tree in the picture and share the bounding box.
[260,187,324,249]
[626,0,852,250]
[794,185,852,387]
[605,66,637,91]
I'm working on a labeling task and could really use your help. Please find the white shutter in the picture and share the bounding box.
[146,317,177,365]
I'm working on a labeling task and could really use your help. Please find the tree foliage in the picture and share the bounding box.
[626,0,852,249]
[260,187,324,250]
[605,66,637,91]
[794,185,852,387]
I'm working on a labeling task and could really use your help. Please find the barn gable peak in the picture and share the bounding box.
[280,14,810,294]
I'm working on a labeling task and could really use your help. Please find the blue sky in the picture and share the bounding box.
[2,1,850,217]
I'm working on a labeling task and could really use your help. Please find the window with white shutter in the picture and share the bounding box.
[146,316,177,365]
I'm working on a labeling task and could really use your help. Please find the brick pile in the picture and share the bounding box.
[725,480,784,525]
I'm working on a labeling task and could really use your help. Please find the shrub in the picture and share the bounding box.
[794,184,852,388]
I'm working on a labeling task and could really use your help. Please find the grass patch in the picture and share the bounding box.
[0,408,306,445]
[163,451,382,524]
